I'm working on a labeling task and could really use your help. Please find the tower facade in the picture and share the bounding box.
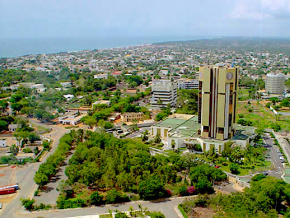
[265,73,285,94]
[198,66,239,140]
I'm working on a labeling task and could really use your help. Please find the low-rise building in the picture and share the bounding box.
[58,111,85,125]
[63,94,75,101]
[94,74,108,79]
[121,112,144,122]
[111,71,122,77]
[151,115,255,153]
[60,82,72,88]
[0,139,7,147]
[8,124,21,132]
[92,100,111,109]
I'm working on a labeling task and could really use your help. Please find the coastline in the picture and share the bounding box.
[0,36,202,58]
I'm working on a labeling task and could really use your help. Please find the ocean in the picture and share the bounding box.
[0,36,204,58]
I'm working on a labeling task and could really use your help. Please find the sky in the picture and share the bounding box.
[0,0,290,39]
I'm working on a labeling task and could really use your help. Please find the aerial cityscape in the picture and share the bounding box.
[1,0,290,218]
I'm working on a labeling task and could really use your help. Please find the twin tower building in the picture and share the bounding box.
[198,65,238,141]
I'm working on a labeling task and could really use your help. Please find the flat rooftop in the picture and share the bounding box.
[154,118,185,129]
[169,116,200,138]
[232,125,256,140]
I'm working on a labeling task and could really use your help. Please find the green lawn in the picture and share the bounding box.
[32,124,51,134]
[220,161,272,176]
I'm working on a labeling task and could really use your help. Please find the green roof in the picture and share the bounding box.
[168,116,200,138]
[154,118,185,129]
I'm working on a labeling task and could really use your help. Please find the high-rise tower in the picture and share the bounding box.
[198,65,239,140]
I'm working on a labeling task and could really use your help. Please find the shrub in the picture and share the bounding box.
[90,191,103,205]
[145,211,166,218]
[178,185,187,196]
[106,189,129,204]
[56,194,86,209]
[115,212,129,218]
[21,198,35,211]
[186,186,196,195]
[251,173,266,182]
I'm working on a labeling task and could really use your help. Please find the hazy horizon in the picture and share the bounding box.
[1,0,290,39]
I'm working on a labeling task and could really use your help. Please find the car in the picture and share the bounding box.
[262,172,269,176]
[215,165,220,168]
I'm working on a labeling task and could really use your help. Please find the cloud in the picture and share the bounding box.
[231,0,290,20]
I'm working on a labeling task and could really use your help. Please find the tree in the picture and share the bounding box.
[270,97,279,105]
[11,103,23,113]
[271,123,281,132]
[157,98,163,106]
[138,176,166,200]
[0,100,8,114]
[280,99,289,108]
[10,144,18,155]
[83,116,97,128]
[141,130,149,142]
[230,146,243,163]
[0,120,8,132]
[171,139,176,151]
[194,176,214,194]
[153,133,161,144]
[34,172,49,187]
[230,163,240,174]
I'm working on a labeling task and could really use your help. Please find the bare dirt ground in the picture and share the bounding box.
[0,165,17,186]
[189,207,216,218]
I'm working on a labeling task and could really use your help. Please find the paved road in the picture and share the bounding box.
[13,196,196,218]
[0,121,70,218]
[263,133,283,178]
[35,150,75,205]
[275,133,290,164]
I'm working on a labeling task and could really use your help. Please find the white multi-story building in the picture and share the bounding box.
[265,73,285,94]
[151,80,177,107]
[177,79,199,89]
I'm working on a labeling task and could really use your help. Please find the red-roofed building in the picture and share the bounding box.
[111,71,122,77]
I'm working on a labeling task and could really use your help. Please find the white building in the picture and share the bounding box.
[177,79,199,89]
[94,74,108,79]
[151,80,177,107]
[58,111,85,125]
[60,82,72,88]
[265,73,285,94]
[92,100,111,109]
[63,94,75,101]
[0,139,7,147]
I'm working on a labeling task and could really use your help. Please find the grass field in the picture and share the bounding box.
[238,88,250,101]
[237,100,290,131]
